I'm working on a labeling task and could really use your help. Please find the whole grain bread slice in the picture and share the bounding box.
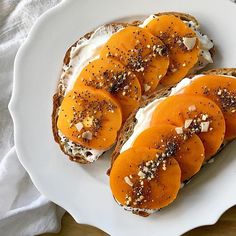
[109,68,236,217]
[52,12,213,164]
[52,23,130,164]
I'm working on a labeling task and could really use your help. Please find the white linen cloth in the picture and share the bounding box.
[0,1,65,235]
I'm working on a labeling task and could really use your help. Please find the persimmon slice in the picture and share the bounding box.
[132,124,205,181]
[74,58,141,121]
[145,15,200,86]
[57,86,122,150]
[151,95,225,159]
[100,26,169,94]
[180,75,236,140]
[110,147,181,213]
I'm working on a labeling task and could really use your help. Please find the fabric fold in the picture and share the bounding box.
[0,1,64,235]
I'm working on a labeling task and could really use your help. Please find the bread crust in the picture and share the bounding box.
[52,12,211,164]
[155,11,199,26]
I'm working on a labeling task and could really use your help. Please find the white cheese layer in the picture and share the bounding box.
[123,205,158,214]
[115,198,159,214]
[185,20,214,70]
[64,24,124,94]
[58,131,105,162]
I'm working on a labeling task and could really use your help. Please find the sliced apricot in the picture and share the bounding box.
[132,124,205,181]
[110,147,181,213]
[145,15,200,86]
[180,75,236,140]
[151,95,225,160]
[100,26,169,94]
[57,86,122,150]
[74,58,141,121]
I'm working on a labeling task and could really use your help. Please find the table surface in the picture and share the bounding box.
[43,206,236,236]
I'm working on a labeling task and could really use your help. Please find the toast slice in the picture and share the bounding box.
[109,68,236,216]
[52,12,214,164]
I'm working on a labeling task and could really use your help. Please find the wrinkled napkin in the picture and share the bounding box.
[0,1,65,235]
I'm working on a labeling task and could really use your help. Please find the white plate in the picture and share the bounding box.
[9,0,236,235]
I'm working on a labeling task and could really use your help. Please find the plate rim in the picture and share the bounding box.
[9,0,236,235]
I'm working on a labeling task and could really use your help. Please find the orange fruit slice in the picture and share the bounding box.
[100,26,169,94]
[145,15,200,86]
[74,58,141,121]
[110,147,181,214]
[57,86,122,150]
[151,94,225,160]
[132,124,205,181]
[180,75,236,140]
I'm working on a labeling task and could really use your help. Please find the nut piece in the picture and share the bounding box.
[175,127,183,134]
[138,171,146,179]
[124,176,133,187]
[144,84,151,92]
[82,131,93,140]
[83,116,94,128]
[183,37,197,50]
[188,104,196,112]
[200,121,210,132]
[184,119,193,129]
[75,122,83,132]
[201,114,209,121]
